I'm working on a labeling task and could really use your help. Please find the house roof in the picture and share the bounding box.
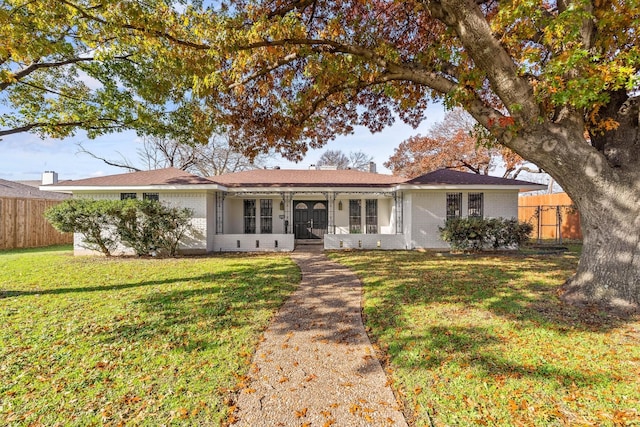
[40,166,546,192]
[405,169,539,186]
[47,167,214,187]
[0,179,70,199]
[210,169,405,188]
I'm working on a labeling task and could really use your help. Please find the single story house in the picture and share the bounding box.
[40,167,545,255]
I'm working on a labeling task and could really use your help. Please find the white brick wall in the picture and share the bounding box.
[212,234,294,252]
[406,189,521,249]
[324,234,405,250]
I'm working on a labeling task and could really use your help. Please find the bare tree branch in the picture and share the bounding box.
[76,142,141,172]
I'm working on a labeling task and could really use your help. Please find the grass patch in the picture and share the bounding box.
[329,248,640,426]
[0,246,299,426]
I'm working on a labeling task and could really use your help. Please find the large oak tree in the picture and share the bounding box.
[3,1,639,309]
[185,0,640,310]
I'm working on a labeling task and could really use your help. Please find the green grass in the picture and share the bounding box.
[0,246,299,426]
[329,248,640,426]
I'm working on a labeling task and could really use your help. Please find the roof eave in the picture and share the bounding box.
[397,184,547,191]
[39,184,226,192]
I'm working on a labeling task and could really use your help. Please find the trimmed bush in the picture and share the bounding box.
[439,217,532,251]
[46,198,194,256]
[114,199,193,256]
[45,198,121,256]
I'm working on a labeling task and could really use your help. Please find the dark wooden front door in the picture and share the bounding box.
[294,201,328,239]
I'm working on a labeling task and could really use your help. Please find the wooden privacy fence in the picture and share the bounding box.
[0,197,72,250]
[518,193,582,241]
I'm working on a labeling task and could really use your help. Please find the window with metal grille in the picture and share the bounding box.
[349,199,362,233]
[244,199,256,234]
[366,199,378,234]
[260,199,272,234]
[446,193,462,220]
[120,192,137,200]
[468,193,484,218]
[143,193,159,201]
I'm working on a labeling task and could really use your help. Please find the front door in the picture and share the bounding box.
[294,201,328,239]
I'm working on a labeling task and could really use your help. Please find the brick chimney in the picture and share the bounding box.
[369,162,377,173]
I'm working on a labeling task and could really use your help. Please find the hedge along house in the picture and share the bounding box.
[40,166,545,255]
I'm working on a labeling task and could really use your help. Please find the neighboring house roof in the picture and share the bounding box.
[0,179,70,199]
[211,169,405,188]
[47,167,215,187]
[405,169,539,187]
[15,180,42,188]
[39,167,546,192]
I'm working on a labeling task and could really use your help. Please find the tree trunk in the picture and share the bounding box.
[506,97,640,311]
[561,184,640,311]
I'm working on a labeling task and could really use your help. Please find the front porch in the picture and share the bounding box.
[211,189,405,252]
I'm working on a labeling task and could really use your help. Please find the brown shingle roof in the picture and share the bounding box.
[210,169,405,187]
[405,169,539,186]
[50,168,214,187]
[0,179,70,199]
[44,167,543,191]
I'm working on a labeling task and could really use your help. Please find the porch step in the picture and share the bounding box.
[295,239,324,245]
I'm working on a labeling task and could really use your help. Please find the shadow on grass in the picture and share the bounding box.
[97,265,298,352]
[0,274,221,298]
[390,327,611,387]
[345,251,637,334]
[328,250,640,404]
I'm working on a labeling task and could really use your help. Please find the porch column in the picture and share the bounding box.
[327,191,335,234]
[283,192,292,234]
[215,191,225,234]
[395,191,403,234]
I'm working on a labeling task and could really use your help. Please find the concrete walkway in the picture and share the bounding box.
[231,246,408,426]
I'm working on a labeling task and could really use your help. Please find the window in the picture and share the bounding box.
[244,199,256,234]
[260,199,273,234]
[468,193,484,218]
[366,199,378,234]
[446,193,462,220]
[120,192,137,200]
[143,193,159,201]
[349,199,362,233]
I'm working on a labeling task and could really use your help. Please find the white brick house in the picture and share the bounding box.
[41,167,544,255]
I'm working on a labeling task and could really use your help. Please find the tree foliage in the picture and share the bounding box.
[385,109,535,178]
[0,0,211,142]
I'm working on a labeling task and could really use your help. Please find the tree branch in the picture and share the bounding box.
[76,142,141,172]
[0,56,95,91]
[59,0,210,51]
[0,118,129,138]
[423,0,538,122]
[268,0,317,18]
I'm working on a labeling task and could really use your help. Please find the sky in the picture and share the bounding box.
[0,107,446,182]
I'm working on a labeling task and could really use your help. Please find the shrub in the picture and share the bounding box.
[45,198,121,256]
[439,217,532,251]
[46,198,194,257]
[114,199,194,256]
[439,217,487,251]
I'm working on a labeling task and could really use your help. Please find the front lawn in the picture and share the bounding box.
[330,249,640,426]
[0,246,299,426]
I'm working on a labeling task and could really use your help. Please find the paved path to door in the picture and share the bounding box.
[231,246,408,426]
